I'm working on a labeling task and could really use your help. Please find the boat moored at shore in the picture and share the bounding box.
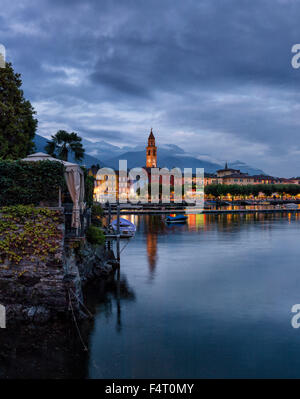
[111,218,136,237]
[166,215,188,223]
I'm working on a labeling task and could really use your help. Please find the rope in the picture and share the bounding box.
[68,290,88,352]
[69,288,93,318]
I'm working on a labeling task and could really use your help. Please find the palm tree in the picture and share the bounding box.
[45,130,85,162]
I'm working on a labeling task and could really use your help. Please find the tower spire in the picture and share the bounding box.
[149,128,154,140]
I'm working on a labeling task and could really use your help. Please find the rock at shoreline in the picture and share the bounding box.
[0,208,117,325]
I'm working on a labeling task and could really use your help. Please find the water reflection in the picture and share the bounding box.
[120,210,300,234]
[0,270,135,379]
[121,211,300,281]
[87,212,300,378]
[0,320,90,379]
[2,212,300,378]
[147,231,157,276]
[185,211,300,231]
[83,271,135,334]
[121,215,164,278]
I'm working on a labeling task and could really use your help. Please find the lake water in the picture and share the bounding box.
[1,212,300,379]
[88,212,300,379]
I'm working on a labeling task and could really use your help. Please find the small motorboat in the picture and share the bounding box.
[285,203,298,209]
[111,218,136,237]
[166,214,188,223]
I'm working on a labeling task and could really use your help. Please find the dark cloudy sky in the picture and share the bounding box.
[2,0,300,176]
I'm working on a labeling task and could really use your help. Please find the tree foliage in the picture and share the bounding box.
[0,63,37,159]
[204,184,300,198]
[45,130,85,162]
[80,167,95,207]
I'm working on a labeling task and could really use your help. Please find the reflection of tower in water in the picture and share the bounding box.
[147,230,157,275]
[144,215,160,278]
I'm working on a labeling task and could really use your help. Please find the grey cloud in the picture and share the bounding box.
[90,71,151,97]
[1,0,300,175]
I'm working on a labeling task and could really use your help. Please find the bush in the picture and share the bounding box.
[0,160,65,206]
[92,203,103,217]
[91,203,103,226]
[86,225,105,245]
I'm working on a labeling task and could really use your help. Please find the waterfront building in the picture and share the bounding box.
[94,173,118,203]
[221,173,255,185]
[216,162,241,178]
[277,177,300,185]
[204,173,218,185]
[252,174,279,184]
[91,130,300,202]
[93,169,137,203]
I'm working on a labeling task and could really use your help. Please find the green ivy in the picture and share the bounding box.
[0,205,63,264]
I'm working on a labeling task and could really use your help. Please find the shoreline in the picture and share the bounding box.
[104,208,300,215]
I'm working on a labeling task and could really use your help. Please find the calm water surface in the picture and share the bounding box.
[88,213,300,378]
[1,213,300,379]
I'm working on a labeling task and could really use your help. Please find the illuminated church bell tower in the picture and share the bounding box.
[146,128,157,168]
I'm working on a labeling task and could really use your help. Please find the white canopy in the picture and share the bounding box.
[22,152,85,229]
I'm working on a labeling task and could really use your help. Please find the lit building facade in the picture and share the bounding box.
[91,133,300,203]
[146,129,157,168]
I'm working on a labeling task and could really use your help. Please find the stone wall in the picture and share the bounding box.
[0,207,117,325]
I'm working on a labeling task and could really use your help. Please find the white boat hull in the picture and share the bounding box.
[111,218,136,238]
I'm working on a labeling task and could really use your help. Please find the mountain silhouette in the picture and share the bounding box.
[34,134,265,175]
